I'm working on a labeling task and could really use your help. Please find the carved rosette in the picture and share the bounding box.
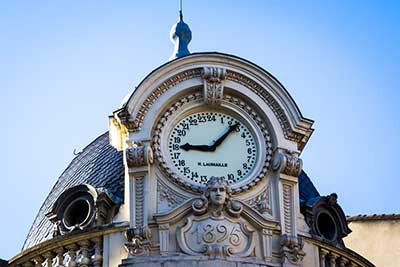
[202,67,226,105]
[126,144,153,168]
[280,234,306,265]
[272,150,302,177]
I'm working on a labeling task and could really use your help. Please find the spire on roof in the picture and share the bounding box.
[169,0,192,60]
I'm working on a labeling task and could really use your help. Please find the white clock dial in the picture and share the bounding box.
[168,111,258,185]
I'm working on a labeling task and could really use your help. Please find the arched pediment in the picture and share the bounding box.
[111,52,313,151]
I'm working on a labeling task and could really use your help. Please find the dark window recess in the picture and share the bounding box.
[317,212,337,241]
[64,199,91,228]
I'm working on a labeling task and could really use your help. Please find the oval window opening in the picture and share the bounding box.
[317,212,336,241]
[64,199,90,228]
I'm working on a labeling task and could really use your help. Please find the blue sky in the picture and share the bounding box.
[1,0,399,260]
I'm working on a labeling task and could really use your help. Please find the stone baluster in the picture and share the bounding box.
[348,262,359,267]
[55,247,65,267]
[78,240,90,267]
[91,237,103,267]
[339,257,349,267]
[328,253,338,267]
[66,244,78,267]
[43,251,55,267]
[319,248,329,267]
[33,256,44,267]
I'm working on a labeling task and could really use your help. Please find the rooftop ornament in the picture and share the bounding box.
[169,0,192,60]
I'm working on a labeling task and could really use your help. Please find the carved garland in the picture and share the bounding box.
[152,93,273,194]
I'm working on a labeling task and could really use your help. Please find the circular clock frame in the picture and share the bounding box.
[152,92,273,194]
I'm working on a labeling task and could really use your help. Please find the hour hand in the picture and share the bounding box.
[180,143,213,152]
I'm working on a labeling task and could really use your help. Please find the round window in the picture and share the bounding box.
[63,198,91,229]
[316,212,337,241]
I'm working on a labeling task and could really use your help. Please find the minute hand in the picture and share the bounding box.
[210,122,239,150]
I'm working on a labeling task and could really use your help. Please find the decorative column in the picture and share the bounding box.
[91,237,103,267]
[202,66,226,105]
[319,248,329,267]
[272,149,304,266]
[55,247,65,267]
[66,244,78,267]
[328,253,338,267]
[78,240,90,267]
[125,143,153,256]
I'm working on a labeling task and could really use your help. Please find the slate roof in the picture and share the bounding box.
[22,132,320,251]
[298,171,320,207]
[22,132,124,251]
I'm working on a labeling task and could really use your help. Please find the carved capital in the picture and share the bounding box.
[126,144,153,168]
[272,150,302,177]
[280,234,306,265]
[202,67,226,105]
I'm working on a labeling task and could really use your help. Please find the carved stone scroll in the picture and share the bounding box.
[202,67,226,105]
[272,150,302,177]
[126,144,153,167]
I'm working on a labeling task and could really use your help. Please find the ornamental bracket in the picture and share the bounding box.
[202,66,226,105]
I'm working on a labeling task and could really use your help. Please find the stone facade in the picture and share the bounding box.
[8,53,375,267]
[345,215,400,267]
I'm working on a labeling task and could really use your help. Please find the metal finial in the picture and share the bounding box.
[169,0,192,60]
[179,0,183,20]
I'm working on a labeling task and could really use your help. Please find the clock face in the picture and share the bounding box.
[168,111,258,185]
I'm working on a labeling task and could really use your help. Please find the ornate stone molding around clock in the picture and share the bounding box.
[117,68,202,131]
[152,92,273,194]
[117,67,306,150]
[126,144,153,167]
[225,70,306,147]
[202,66,226,105]
[272,150,303,177]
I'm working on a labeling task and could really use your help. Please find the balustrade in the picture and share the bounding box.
[9,224,126,267]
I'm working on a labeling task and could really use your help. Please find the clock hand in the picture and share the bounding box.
[210,122,240,150]
[179,122,240,152]
[180,143,213,152]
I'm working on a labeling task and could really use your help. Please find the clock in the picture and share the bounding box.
[167,111,258,186]
[153,93,272,193]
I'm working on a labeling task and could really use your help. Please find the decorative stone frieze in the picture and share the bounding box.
[280,234,306,265]
[202,66,226,105]
[126,144,153,168]
[272,150,303,177]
